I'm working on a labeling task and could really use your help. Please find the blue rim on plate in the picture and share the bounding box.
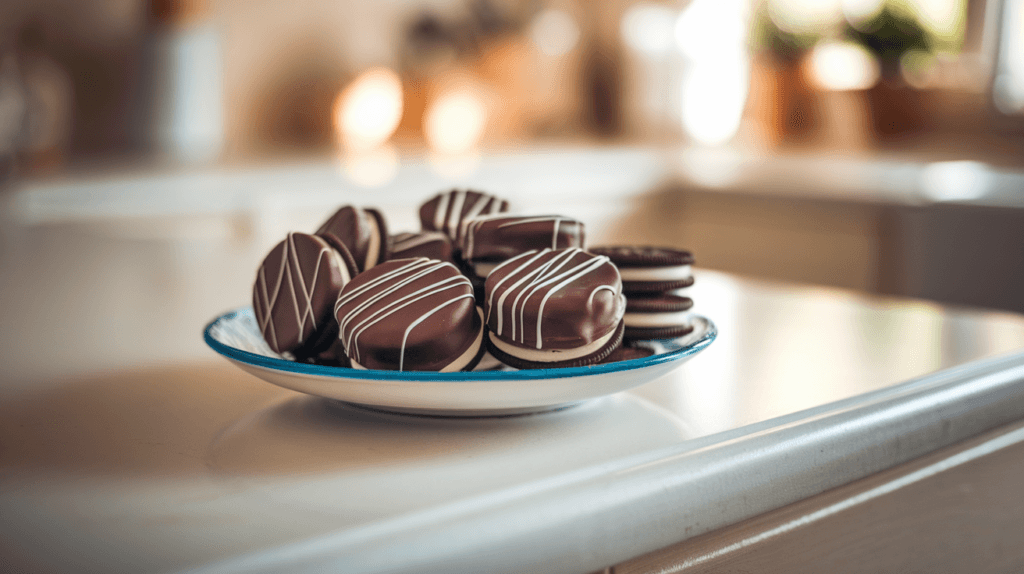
[203,307,717,381]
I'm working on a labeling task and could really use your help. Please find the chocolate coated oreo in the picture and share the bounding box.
[318,233,361,279]
[461,215,585,272]
[484,248,625,369]
[487,320,625,370]
[388,231,454,264]
[316,205,389,272]
[253,232,353,357]
[334,258,483,371]
[419,189,509,243]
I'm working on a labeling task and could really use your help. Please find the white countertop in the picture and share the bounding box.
[3,269,1024,574]
[4,149,1024,573]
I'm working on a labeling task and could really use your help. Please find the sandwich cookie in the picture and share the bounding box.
[623,293,695,341]
[334,258,485,372]
[460,214,586,279]
[253,232,357,359]
[419,189,509,244]
[388,231,455,264]
[484,248,625,369]
[316,205,389,272]
[588,246,694,294]
[599,343,656,364]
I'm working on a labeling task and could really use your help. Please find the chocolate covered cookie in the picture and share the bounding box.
[461,215,585,279]
[388,231,455,264]
[623,293,695,341]
[253,232,355,358]
[484,248,625,369]
[316,205,389,272]
[419,189,509,243]
[588,246,694,294]
[334,258,484,371]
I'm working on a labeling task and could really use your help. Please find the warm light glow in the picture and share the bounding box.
[919,161,991,202]
[341,144,399,188]
[911,0,966,43]
[841,0,885,23]
[676,0,750,146]
[675,0,748,58]
[333,67,403,151]
[424,84,488,155]
[768,0,844,34]
[621,3,678,54]
[808,42,880,91]
[681,64,749,146]
[531,9,579,57]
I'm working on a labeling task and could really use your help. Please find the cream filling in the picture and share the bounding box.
[488,325,617,363]
[473,262,499,277]
[624,310,693,328]
[349,308,484,372]
[618,264,691,282]
[364,214,381,271]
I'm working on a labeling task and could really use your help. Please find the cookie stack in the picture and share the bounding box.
[587,246,696,343]
[251,188,698,372]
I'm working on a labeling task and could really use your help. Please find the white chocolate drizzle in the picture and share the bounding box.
[427,190,509,241]
[391,232,447,253]
[334,258,476,370]
[462,215,582,261]
[254,233,347,352]
[485,248,620,349]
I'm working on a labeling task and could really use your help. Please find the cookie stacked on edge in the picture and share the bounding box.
[588,246,696,343]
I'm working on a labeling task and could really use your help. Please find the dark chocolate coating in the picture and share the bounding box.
[419,189,509,243]
[624,324,695,341]
[461,215,585,264]
[388,231,454,264]
[317,233,361,280]
[253,232,351,356]
[588,246,695,267]
[316,206,387,272]
[334,258,482,371]
[486,320,624,369]
[484,248,624,351]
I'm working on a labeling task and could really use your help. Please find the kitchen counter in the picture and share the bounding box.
[3,270,1024,573]
[3,149,1024,572]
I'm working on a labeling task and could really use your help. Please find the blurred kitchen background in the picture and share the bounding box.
[1,0,1023,382]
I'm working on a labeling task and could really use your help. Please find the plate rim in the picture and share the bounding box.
[203,307,716,382]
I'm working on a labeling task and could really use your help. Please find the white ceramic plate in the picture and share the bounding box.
[204,307,716,416]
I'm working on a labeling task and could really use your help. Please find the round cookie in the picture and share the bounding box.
[623,293,695,341]
[461,215,586,279]
[252,232,354,358]
[419,189,509,244]
[334,258,485,371]
[316,205,389,272]
[484,248,625,369]
[388,231,455,264]
[588,246,694,294]
[599,343,656,364]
